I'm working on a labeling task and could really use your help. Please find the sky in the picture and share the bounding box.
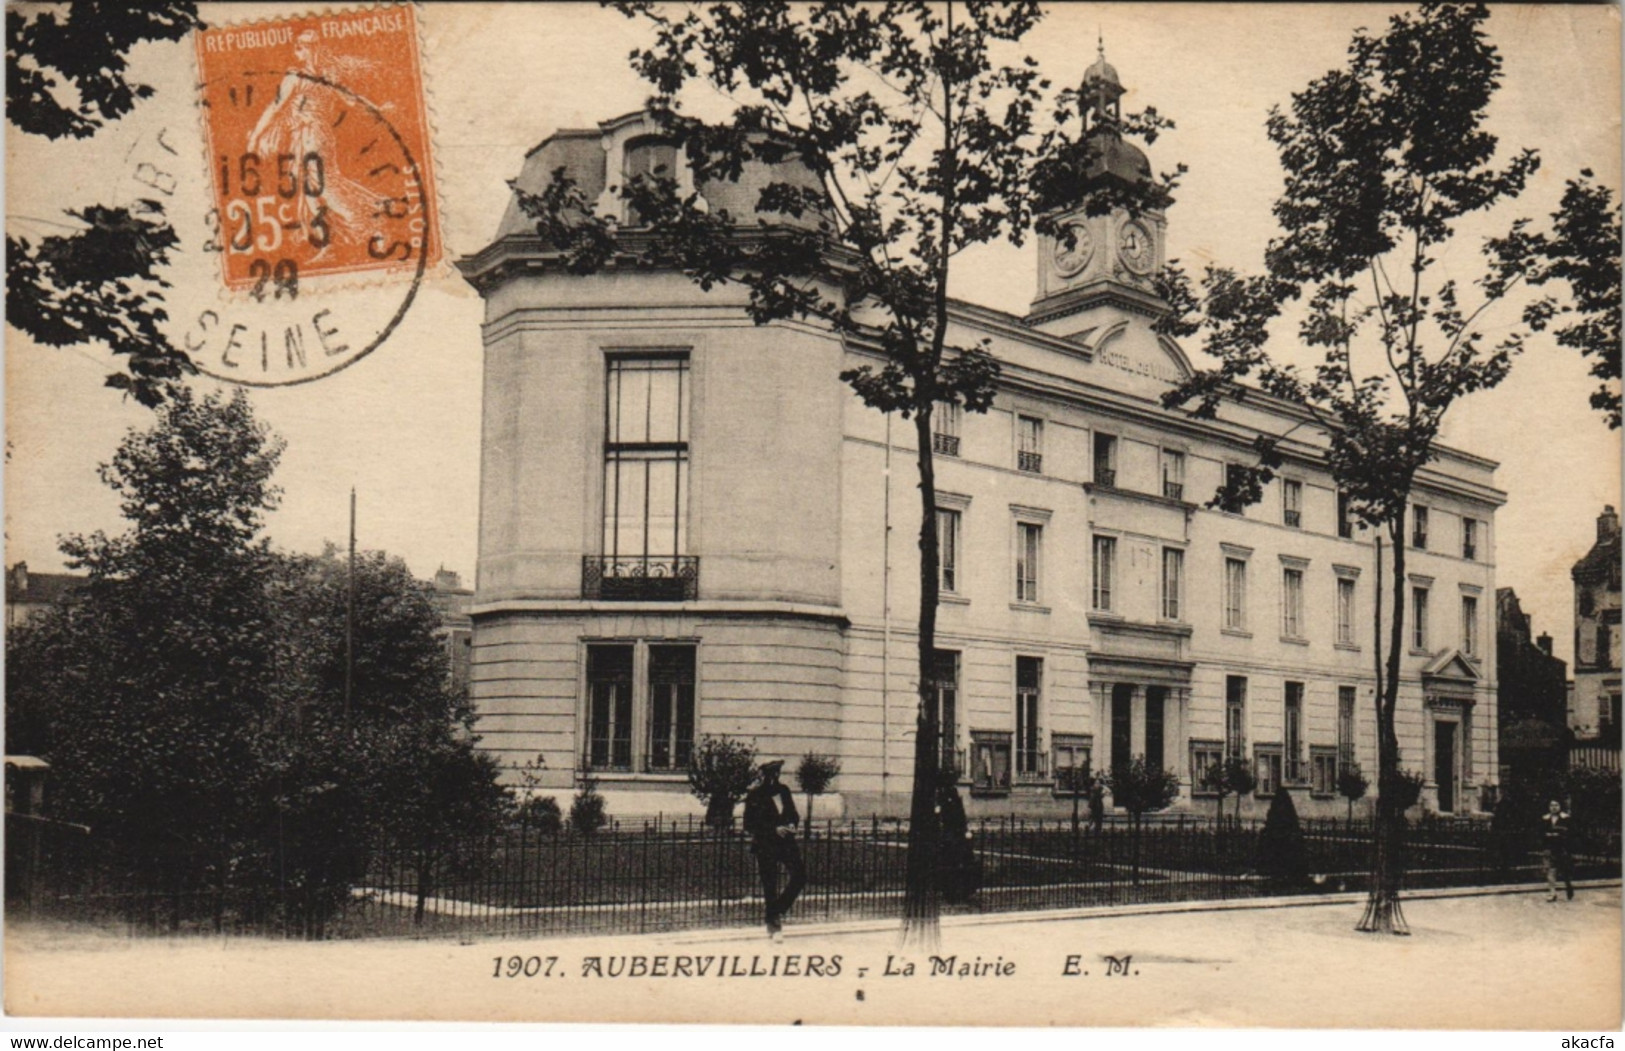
[5,2,1621,668]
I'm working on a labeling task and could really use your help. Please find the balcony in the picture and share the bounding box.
[1014,747,1049,784]
[1284,510,1302,529]
[1094,467,1117,488]
[1018,450,1043,474]
[582,555,700,601]
[1339,519,1354,539]
[1463,544,1477,561]
[1163,481,1184,501]
[932,432,960,457]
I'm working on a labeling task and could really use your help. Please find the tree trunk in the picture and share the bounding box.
[803,794,814,840]
[1358,520,1410,934]
[901,405,943,949]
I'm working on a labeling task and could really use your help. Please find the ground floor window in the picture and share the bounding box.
[584,640,696,774]
[1310,747,1338,797]
[1053,734,1093,792]
[1190,741,1223,797]
[1254,745,1283,797]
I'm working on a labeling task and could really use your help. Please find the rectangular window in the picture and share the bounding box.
[1337,491,1354,539]
[646,644,696,771]
[586,642,697,774]
[930,650,959,772]
[1092,536,1117,611]
[1462,594,1479,656]
[1462,517,1478,561]
[586,644,635,771]
[1224,558,1248,631]
[1413,586,1430,651]
[1412,505,1429,550]
[1161,548,1184,621]
[1053,734,1093,789]
[1338,685,1357,771]
[1093,432,1118,488]
[1016,656,1044,777]
[1311,749,1338,797]
[1284,682,1304,783]
[1161,449,1185,501]
[1336,577,1357,645]
[603,356,690,576]
[937,508,961,594]
[1191,742,1223,796]
[1254,746,1282,797]
[1283,479,1303,529]
[1017,416,1043,473]
[1281,567,1305,639]
[933,402,962,457]
[1225,676,1247,759]
[1016,522,1042,603]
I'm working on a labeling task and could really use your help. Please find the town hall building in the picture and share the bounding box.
[457,54,1503,819]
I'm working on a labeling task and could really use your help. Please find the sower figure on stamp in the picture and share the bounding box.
[1540,798,1575,901]
[743,759,805,941]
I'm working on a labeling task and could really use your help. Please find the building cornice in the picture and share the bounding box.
[471,599,850,628]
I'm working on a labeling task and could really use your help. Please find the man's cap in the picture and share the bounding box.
[759,759,785,775]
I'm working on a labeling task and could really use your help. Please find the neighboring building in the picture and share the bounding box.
[4,563,84,629]
[1570,506,1621,770]
[458,55,1502,819]
[426,568,475,696]
[1496,588,1568,792]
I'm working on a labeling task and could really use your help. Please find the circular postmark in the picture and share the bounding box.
[112,9,438,387]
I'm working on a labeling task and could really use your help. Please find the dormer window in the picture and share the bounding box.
[622,137,678,226]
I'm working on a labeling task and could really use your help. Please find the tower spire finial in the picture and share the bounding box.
[1098,30,1105,60]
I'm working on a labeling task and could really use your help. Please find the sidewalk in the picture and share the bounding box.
[6,884,1620,1028]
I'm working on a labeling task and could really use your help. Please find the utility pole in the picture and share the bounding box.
[345,486,356,726]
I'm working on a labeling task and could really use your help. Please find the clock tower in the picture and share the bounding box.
[1029,43,1167,336]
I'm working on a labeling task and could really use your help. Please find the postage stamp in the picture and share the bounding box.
[194,7,440,292]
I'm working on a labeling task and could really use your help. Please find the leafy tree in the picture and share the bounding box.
[6,3,204,405]
[793,752,842,838]
[1200,757,1256,825]
[1337,761,1371,823]
[1156,2,1620,935]
[527,0,1173,947]
[687,734,758,829]
[1105,756,1179,884]
[6,3,200,140]
[1257,788,1309,887]
[5,388,507,930]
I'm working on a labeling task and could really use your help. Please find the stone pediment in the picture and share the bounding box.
[1421,649,1481,683]
[1066,320,1194,388]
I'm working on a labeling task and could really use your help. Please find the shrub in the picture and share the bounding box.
[569,779,608,837]
[1390,769,1426,813]
[1336,761,1370,820]
[518,795,563,834]
[793,752,841,835]
[1257,787,1309,886]
[1201,756,1255,822]
[686,734,757,829]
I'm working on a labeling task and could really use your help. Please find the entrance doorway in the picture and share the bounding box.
[1434,720,1456,813]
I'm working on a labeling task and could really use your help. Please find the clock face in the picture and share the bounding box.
[1118,219,1156,274]
[1052,221,1095,278]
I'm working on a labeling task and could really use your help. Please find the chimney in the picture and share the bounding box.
[1537,632,1554,655]
[10,562,26,596]
[1601,505,1620,541]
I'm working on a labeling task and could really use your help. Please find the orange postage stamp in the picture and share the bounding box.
[194,6,440,292]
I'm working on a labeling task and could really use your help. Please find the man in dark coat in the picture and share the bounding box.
[1088,774,1107,833]
[743,759,805,939]
[1540,799,1575,901]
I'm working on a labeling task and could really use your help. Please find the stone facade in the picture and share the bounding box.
[458,62,1503,821]
[1570,506,1621,766]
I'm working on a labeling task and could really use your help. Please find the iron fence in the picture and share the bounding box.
[9,810,1618,941]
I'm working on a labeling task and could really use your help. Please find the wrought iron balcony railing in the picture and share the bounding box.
[1095,467,1117,488]
[1014,747,1049,783]
[1463,544,1476,561]
[1163,481,1184,501]
[932,432,960,457]
[1284,509,1302,529]
[582,555,699,601]
[1018,450,1042,474]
